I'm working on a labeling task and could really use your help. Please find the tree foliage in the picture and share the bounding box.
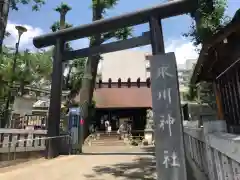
[0,47,53,92]
[54,2,72,14]
[184,0,229,47]
[186,84,198,101]
[10,0,45,11]
[0,47,53,127]
[65,58,86,99]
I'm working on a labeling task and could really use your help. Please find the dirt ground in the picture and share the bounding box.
[0,153,156,180]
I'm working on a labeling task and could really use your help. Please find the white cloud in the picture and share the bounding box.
[3,21,89,52]
[165,38,200,65]
[132,37,200,66]
[3,21,44,51]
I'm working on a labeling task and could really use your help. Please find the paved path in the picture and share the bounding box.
[0,154,156,180]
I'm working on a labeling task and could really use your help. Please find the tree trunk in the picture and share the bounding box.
[79,55,100,139]
[60,13,65,29]
[79,0,102,138]
[0,0,10,53]
[20,81,25,95]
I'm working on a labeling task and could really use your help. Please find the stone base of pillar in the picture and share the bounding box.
[144,129,154,145]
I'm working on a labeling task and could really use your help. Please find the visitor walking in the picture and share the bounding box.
[107,123,112,136]
[127,123,132,137]
[118,123,124,140]
[105,120,109,134]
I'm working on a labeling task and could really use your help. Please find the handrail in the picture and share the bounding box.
[184,126,240,163]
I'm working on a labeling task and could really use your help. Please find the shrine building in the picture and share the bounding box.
[75,49,153,132]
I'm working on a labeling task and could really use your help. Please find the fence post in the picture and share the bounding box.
[13,141,17,160]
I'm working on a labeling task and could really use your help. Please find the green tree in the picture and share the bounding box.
[0,48,53,94]
[184,0,229,47]
[65,58,86,101]
[0,0,45,53]
[0,49,13,98]
[14,49,53,91]
[54,2,72,30]
[79,0,133,124]
[0,47,53,127]
[30,49,53,86]
[50,2,86,101]
[185,0,228,108]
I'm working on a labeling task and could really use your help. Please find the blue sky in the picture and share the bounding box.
[4,0,240,64]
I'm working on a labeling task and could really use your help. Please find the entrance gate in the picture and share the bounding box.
[32,0,213,179]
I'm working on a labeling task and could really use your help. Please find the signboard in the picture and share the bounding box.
[68,107,83,153]
[149,53,187,180]
[12,96,35,115]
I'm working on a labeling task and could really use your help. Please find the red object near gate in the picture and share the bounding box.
[80,119,84,125]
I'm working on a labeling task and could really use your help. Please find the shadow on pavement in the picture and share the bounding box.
[84,146,157,180]
[85,156,156,180]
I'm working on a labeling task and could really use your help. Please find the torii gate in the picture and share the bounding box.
[33,0,212,179]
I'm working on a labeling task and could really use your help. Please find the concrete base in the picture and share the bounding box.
[144,129,153,145]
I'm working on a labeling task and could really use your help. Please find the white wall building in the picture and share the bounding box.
[178,59,197,100]
[98,50,150,82]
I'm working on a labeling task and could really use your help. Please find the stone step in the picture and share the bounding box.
[97,132,119,135]
[98,134,119,137]
[96,138,120,141]
[90,139,126,146]
[92,139,124,143]
[90,142,125,146]
[91,141,125,144]
[97,136,120,139]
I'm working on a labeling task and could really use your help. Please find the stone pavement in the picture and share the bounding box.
[0,153,156,180]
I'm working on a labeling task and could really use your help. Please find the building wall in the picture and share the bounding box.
[98,50,150,82]
[178,59,197,101]
[185,59,197,70]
